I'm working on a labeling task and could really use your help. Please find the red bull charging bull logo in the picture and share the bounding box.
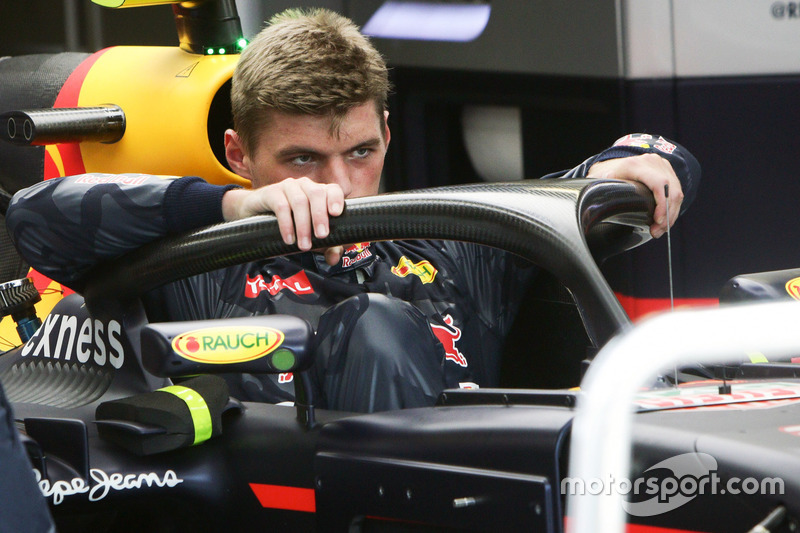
[431,314,467,367]
[344,242,370,253]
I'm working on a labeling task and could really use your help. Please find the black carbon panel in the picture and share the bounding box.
[0,210,28,282]
[0,53,89,193]
[1,359,113,408]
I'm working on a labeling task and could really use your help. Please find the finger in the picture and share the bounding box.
[265,190,297,246]
[669,198,682,227]
[653,176,685,237]
[324,245,344,266]
[282,180,313,250]
[653,184,667,225]
[300,180,332,240]
[667,183,684,228]
[326,183,345,217]
[647,180,667,238]
[657,156,683,227]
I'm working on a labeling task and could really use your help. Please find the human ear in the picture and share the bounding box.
[224,129,253,182]
[383,110,391,149]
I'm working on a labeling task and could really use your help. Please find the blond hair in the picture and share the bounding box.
[231,8,390,153]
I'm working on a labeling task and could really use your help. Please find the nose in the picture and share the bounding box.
[322,157,352,197]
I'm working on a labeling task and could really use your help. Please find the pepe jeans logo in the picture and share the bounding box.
[172,326,285,364]
[562,452,784,516]
[35,468,183,505]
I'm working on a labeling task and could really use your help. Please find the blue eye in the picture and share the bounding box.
[291,155,313,165]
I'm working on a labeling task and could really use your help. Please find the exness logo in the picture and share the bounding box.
[562,452,784,516]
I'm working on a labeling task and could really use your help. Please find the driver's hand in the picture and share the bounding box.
[587,153,683,239]
[222,177,345,265]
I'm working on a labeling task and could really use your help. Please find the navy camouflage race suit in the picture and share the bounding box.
[7,134,699,413]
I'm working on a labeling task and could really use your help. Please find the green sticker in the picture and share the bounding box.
[271,349,296,372]
[159,385,213,445]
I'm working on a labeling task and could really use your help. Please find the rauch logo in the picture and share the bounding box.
[171,326,284,364]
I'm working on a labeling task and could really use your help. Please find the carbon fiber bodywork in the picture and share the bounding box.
[0,53,89,194]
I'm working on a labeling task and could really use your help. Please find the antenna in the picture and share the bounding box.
[666,185,679,387]
[665,184,674,311]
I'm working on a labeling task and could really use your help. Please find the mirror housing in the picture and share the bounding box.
[141,315,314,378]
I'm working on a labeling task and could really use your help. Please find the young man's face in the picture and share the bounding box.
[226,101,390,198]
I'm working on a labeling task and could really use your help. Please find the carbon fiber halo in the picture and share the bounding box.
[83,179,653,347]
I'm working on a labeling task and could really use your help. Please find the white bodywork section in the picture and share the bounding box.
[567,300,800,532]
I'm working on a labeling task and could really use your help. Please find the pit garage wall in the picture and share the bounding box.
[616,0,800,315]
[350,0,800,317]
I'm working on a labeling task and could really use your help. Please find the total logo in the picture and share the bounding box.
[245,271,313,298]
[172,326,284,364]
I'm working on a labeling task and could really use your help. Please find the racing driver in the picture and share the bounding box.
[7,9,700,413]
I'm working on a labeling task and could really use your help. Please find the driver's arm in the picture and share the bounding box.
[544,133,701,238]
[220,179,345,266]
[588,153,682,239]
[6,174,238,291]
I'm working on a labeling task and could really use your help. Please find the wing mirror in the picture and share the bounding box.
[141,315,318,428]
[141,315,314,378]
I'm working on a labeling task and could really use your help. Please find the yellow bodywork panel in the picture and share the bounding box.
[78,46,246,187]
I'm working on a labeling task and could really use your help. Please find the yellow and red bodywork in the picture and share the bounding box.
[44,46,243,185]
[2,46,244,346]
